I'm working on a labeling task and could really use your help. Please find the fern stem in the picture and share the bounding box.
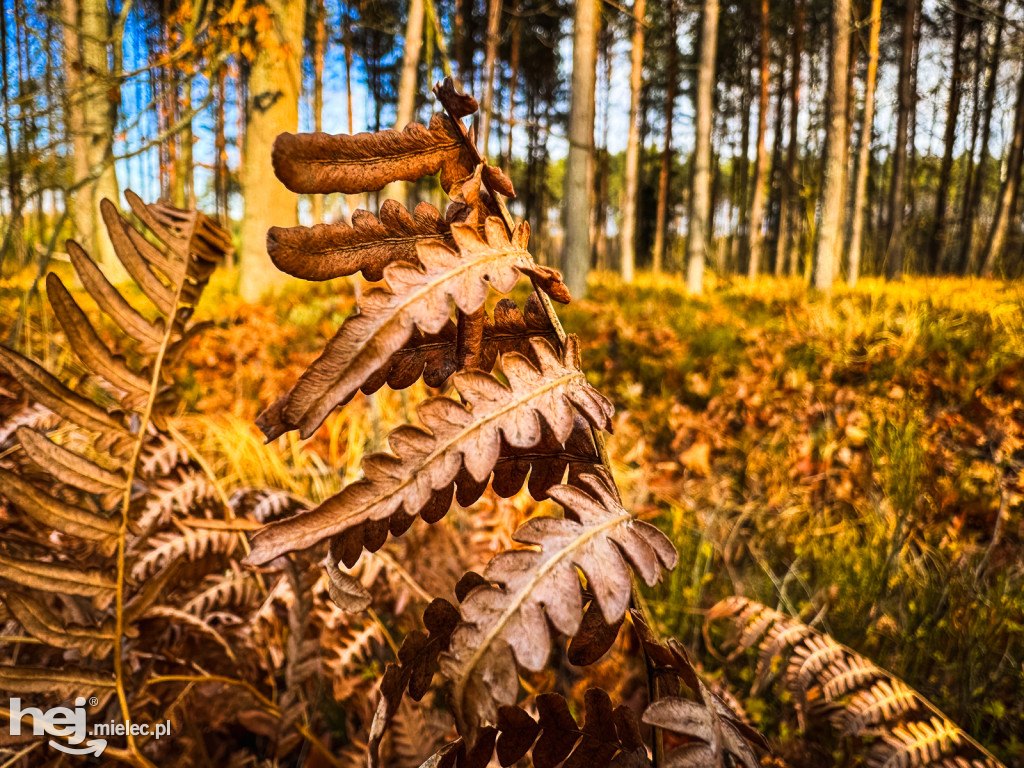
[144,675,280,714]
[113,226,198,768]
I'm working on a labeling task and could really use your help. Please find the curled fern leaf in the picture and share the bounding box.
[440,474,676,737]
[257,217,567,439]
[246,336,612,565]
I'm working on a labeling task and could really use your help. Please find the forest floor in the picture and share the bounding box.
[2,268,1022,761]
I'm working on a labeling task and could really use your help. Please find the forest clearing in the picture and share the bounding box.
[1,0,1024,763]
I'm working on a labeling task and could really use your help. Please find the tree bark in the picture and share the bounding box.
[732,56,752,272]
[620,0,646,283]
[686,0,719,294]
[949,16,983,274]
[479,0,502,158]
[747,0,770,278]
[847,0,881,286]
[813,0,850,290]
[0,3,25,272]
[767,44,786,274]
[214,66,228,222]
[62,0,121,273]
[783,0,804,275]
[979,64,1024,276]
[239,0,306,300]
[958,0,1005,274]
[774,0,801,276]
[884,0,917,280]
[593,21,613,271]
[397,0,424,130]
[561,0,598,298]
[652,0,679,275]
[505,0,521,165]
[926,2,965,273]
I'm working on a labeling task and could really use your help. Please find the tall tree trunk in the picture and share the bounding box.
[214,66,227,221]
[958,0,1004,274]
[620,0,646,283]
[239,0,305,300]
[311,0,326,223]
[174,0,200,210]
[686,0,719,294]
[652,0,679,275]
[63,0,121,273]
[397,0,424,128]
[505,0,521,164]
[0,4,25,272]
[847,0,880,286]
[593,21,612,271]
[813,0,850,290]
[732,58,752,272]
[767,47,786,273]
[927,1,965,274]
[454,0,468,84]
[783,0,804,275]
[774,0,802,276]
[884,0,917,280]
[949,16,982,274]
[392,0,424,205]
[561,0,598,298]
[905,4,922,228]
[747,0,769,278]
[479,0,502,158]
[979,64,1024,276]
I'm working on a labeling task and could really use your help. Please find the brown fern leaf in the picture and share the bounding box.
[753,619,813,694]
[498,689,648,768]
[705,600,1006,768]
[15,425,125,497]
[139,434,192,476]
[130,529,238,582]
[267,200,457,282]
[417,689,649,768]
[229,487,308,523]
[0,467,120,547]
[184,577,261,619]
[836,679,921,735]
[0,554,115,606]
[643,697,760,768]
[785,634,848,697]
[246,337,612,565]
[385,695,455,768]
[3,592,116,659]
[868,717,970,768]
[272,113,477,195]
[820,655,884,702]
[439,474,677,737]
[368,598,461,765]
[256,217,568,440]
[0,346,131,445]
[263,294,555,438]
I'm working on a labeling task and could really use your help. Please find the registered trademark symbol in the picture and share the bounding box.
[89,697,98,707]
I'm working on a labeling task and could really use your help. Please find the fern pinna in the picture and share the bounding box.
[0,198,313,765]
[705,598,1006,768]
[244,79,766,767]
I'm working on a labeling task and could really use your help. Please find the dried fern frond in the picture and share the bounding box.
[267,199,457,282]
[272,113,477,196]
[419,688,650,768]
[705,598,1005,768]
[257,217,569,440]
[247,336,612,565]
[440,474,676,736]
